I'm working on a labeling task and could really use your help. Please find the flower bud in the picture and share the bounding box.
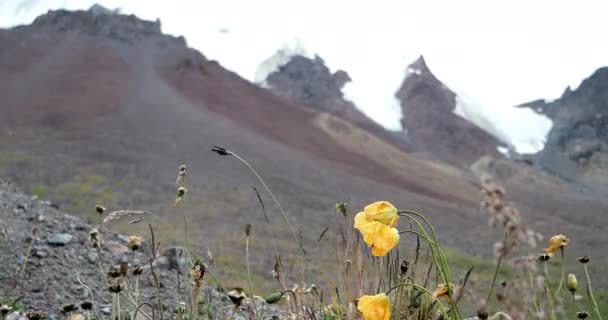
[567,273,578,292]
[265,292,284,304]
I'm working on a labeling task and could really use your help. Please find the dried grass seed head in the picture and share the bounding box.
[80,301,93,310]
[108,282,125,293]
[245,224,252,237]
[0,305,12,316]
[577,256,590,264]
[127,235,143,251]
[26,311,44,320]
[227,287,246,306]
[132,265,144,276]
[61,304,78,313]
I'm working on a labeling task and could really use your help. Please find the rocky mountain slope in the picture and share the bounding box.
[519,67,608,189]
[0,180,284,318]
[396,56,505,168]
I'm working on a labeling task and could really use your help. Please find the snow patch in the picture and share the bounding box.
[497,146,510,155]
[454,94,552,154]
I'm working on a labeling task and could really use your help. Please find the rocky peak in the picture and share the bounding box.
[264,54,372,125]
[27,4,163,44]
[396,56,503,167]
[518,67,608,187]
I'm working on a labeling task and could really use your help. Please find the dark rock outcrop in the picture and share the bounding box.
[518,67,608,187]
[396,56,504,167]
[264,54,413,150]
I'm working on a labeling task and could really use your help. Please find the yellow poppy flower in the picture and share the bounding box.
[432,283,454,303]
[354,212,400,256]
[364,201,399,227]
[357,293,390,320]
[543,234,569,256]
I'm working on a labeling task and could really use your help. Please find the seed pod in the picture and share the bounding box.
[26,311,44,320]
[538,253,551,262]
[577,311,589,319]
[95,205,106,215]
[577,256,590,264]
[245,224,252,237]
[567,273,578,292]
[80,301,93,310]
[265,292,284,304]
[132,265,144,276]
[61,304,78,313]
[400,260,409,275]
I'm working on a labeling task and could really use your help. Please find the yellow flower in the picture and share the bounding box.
[432,283,454,303]
[363,201,399,227]
[543,234,569,256]
[354,212,400,256]
[357,293,390,320]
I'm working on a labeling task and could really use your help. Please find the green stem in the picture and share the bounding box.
[246,237,258,318]
[386,283,449,318]
[554,247,565,296]
[229,151,312,277]
[545,283,557,320]
[584,264,603,320]
[486,233,508,303]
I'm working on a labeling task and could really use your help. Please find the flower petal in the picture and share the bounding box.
[364,201,399,227]
[371,226,400,256]
[357,293,391,320]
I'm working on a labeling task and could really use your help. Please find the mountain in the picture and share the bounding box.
[263,54,412,150]
[518,67,608,188]
[396,56,506,168]
[1,6,607,291]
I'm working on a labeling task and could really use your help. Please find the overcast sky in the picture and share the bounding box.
[2,0,608,153]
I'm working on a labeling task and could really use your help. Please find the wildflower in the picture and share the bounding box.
[354,212,399,256]
[577,311,589,319]
[567,273,578,292]
[356,293,390,320]
[543,234,569,256]
[227,288,246,306]
[577,256,590,264]
[432,283,454,303]
[127,235,143,251]
[362,201,399,227]
[177,302,187,313]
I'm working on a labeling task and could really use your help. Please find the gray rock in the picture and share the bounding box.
[86,250,98,263]
[159,246,189,274]
[47,233,74,246]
